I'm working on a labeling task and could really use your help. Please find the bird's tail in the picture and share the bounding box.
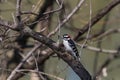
[74,56,81,61]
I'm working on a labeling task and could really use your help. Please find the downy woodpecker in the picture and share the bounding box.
[63,34,80,60]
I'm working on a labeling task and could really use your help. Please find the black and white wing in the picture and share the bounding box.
[68,39,80,59]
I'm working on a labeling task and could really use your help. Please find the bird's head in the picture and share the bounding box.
[63,34,71,40]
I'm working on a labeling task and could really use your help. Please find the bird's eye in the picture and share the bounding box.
[63,34,71,38]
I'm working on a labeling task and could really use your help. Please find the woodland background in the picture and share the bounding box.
[0,0,120,80]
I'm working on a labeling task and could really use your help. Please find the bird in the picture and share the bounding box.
[62,34,80,60]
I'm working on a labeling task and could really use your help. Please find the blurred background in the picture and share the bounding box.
[0,0,120,80]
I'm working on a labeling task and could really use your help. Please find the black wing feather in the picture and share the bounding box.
[68,39,79,57]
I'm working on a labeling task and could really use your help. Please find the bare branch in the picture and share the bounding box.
[43,0,63,15]
[74,0,120,40]
[1,0,119,80]
[48,0,85,37]
[77,43,118,54]
[96,28,120,40]
[6,26,91,80]
[0,18,17,30]
[24,27,91,80]
[7,44,41,80]
[16,0,22,23]
[18,69,64,80]
[21,11,38,15]
[93,53,120,80]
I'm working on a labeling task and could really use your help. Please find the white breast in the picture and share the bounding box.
[63,40,77,58]
[63,40,72,51]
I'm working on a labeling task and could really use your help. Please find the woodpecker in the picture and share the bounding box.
[62,34,80,60]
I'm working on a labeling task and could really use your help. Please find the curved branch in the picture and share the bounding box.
[77,43,117,54]
[74,0,120,41]
[48,0,85,37]
[7,27,91,80]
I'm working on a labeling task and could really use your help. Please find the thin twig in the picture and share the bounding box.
[77,27,120,42]
[16,0,22,23]
[21,11,38,15]
[96,28,120,40]
[7,44,41,80]
[93,13,109,77]
[93,54,120,80]
[31,51,46,80]
[79,0,92,56]
[0,18,17,30]
[43,0,63,15]
[22,0,63,16]
[48,0,85,37]
[74,0,120,40]
[18,69,64,80]
[77,43,117,54]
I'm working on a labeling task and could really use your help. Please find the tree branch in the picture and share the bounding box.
[74,0,120,40]
[7,44,41,80]
[48,0,85,37]
[0,18,17,30]
[93,52,120,80]
[16,0,22,23]
[77,43,118,54]
[7,27,91,80]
